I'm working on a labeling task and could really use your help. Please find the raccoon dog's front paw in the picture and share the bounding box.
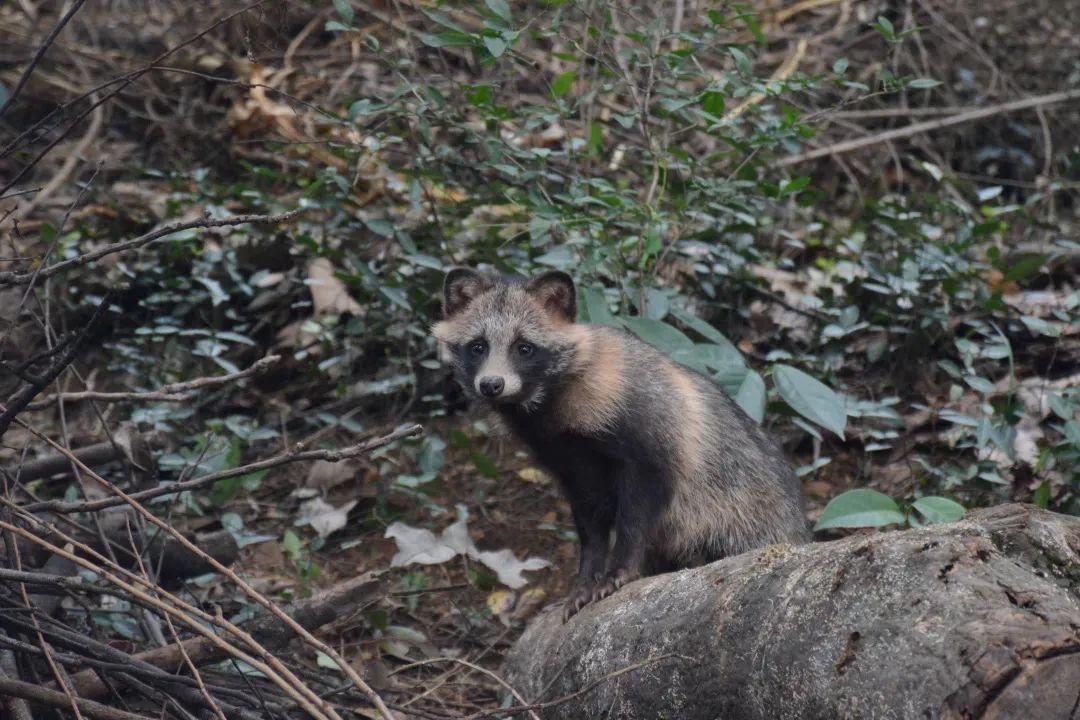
[562,580,598,622]
[562,569,638,622]
[589,567,638,603]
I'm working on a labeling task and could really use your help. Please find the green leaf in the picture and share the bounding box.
[780,176,811,195]
[419,8,468,33]
[728,46,752,75]
[734,370,766,423]
[579,288,619,327]
[700,90,725,117]
[773,364,847,438]
[551,71,576,99]
[587,120,603,155]
[365,218,395,237]
[465,84,492,107]
[833,57,849,74]
[738,11,766,45]
[348,98,385,120]
[316,651,342,671]
[196,277,229,307]
[670,309,741,358]
[873,15,895,38]
[963,374,996,394]
[380,286,411,310]
[1064,421,1080,447]
[623,318,694,353]
[1047,392,1076,422]
[1032,481,1050,509]
[1003,255,1045,283]
[282,530,302,560]
[483,36,507,57]
[484,0,512,22]
[908,78,941,89]
[332,0,354,24]
[534,246,576,269]
[681,343,743,371]
[912,496,966,524]
[471,451,500,479]
[1020,315,1060,337]
[814,489,905,530]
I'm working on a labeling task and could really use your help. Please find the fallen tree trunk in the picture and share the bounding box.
[504,504,1080,720]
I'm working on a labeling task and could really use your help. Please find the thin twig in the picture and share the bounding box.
[6,514,86,720]
[0,292,111,438]
[25,354,281,408]
[0,210,303,286]
[15,420,409,718]
[468,654,689,718]
[0,676,153,720]
[0,515,336,720]
[0,0,90,119]
[774,88,1080,166]
[391,658,541,720]
[0,0,273,194]
[21,423,423,514]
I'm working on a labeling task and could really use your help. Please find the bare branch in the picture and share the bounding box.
[775,88,1080,167]
[0,211,303,287]
[25,354,281,409]
[0,292,111,438]
[13,421,403,719]
[20,423,423,514]
[0,0,90,119]
[0,676,154,720]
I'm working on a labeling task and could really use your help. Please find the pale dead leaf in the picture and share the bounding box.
[516,467,549,484]
[384,505,549,588]
[305,459,360,490]
[487,590,515,625]
[297,497,357,539]
[307,258,363,316]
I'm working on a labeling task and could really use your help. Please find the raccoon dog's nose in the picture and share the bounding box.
[479,376,505,397]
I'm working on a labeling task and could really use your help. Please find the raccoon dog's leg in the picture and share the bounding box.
[587,459,666,605]
[561,476,615,621]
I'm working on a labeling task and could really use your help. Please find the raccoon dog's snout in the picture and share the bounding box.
[478,376,505,397]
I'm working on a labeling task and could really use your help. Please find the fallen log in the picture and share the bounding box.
[504,504,1080,720]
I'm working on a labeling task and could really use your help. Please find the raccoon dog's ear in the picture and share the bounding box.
[443,268,492,318]
[527,271,577,322]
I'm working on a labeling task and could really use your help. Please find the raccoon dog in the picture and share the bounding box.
[433,268,809,619]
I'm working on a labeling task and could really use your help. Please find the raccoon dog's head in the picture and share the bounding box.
[432,268,581,409]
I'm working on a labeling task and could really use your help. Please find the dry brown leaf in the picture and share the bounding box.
[305,459,361,489]
[517,467,549,484]
[307,258,363,316]
[511,587,548,623]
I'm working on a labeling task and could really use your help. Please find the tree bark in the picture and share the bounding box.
[504,504,1080,720]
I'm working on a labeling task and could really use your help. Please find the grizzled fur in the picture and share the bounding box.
[433,268,809,619]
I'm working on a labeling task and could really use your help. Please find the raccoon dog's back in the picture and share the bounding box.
[588,325,810,563]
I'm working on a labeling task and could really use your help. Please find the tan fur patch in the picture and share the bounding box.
[665,364,707,479]
[552,327,627,435]
[431,318,466,345]
[659,364,792,560]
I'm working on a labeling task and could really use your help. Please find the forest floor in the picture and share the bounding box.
[1,0,1078,717]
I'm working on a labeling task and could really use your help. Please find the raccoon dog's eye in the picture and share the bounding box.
[517,342,534,357]
[469,340,487,356]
